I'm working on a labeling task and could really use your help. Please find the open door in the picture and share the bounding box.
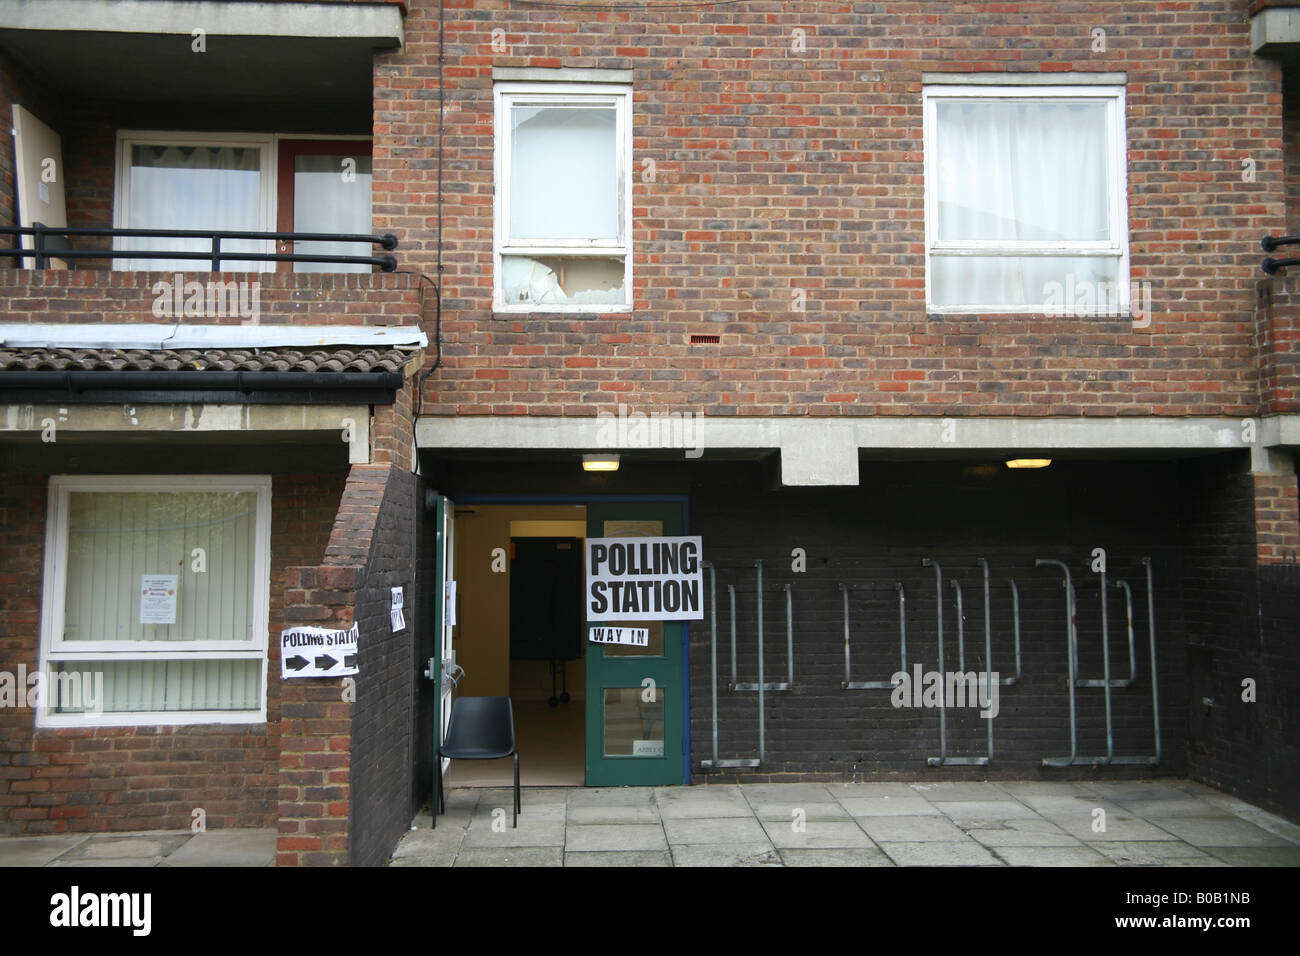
[11,105,68,269]
[584,502,687,787]
[431,494,458,777]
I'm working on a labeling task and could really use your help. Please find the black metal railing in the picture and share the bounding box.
[0,223,398,272]
[1261,234,1300,275]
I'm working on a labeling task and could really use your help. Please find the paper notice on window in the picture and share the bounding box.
[140,574,178,625]
[390,586,405,633]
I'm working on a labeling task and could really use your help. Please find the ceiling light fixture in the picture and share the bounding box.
[1005,458,1052,470]
[582,454,620,472]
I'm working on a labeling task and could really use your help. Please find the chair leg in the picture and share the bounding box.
[513,752,519,828]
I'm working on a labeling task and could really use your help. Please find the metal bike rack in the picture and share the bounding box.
[731,560,794,692]
[1039,555,1161,768]
[977,558,1022,687]
[923,558,992,767]
[699,561,761,769]
[841,582,907,689]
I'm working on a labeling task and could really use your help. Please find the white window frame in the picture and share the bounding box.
[493,81,634,313]
[923,84,1129,315]
[37,475,272,728]
[112,131,373,271]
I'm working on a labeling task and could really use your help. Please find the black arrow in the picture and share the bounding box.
[344,654,357,668]
[314,654,337,671]
[286,656,309,672]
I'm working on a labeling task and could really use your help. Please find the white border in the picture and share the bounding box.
[922,84,1130,315]
[36,475,272,727]
[493,81,634,313]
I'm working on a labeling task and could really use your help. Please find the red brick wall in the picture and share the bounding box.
[0,269,420,326]
[0,468,345,835]
[383,0,1278,418]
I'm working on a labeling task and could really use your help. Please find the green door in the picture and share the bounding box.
[584,502,687,786]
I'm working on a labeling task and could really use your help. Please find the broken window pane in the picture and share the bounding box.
[510,106,618,241]
[501,255,625,306]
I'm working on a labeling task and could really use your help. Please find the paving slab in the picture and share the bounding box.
[462,819,565,848]
[565,850,671,867]
[825,782,918,798]
[670,843,783,867]
[654,787,753,819]
[1044,812,1180,843]
[994,845,1114,867]
[966,819,1083,848]
[906,782,1011,801]
[453,847,563,867]
[835,795,943,817]
[779,848,895,867]
[567,805,660,825]
[762,819,875,849]
[47,858,161,867]
[1148,816,1297,848]
[565,824,667,852]
[663,816,770,845]
[749,800,850,822]
[858,814,969,843]
[567,788,656,808]
[160,828,275,867]
[932,800,1040,825]
[1088,841,1223,866]
[0,835,90,867]
[58,833,193,862]
[740,784,835,804]
[1204,846,1300,866]
[878,841,1004,866]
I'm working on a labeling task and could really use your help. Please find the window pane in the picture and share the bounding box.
[124,144,266,270]
[935,99,1109,242]
[501,254,625,306]
[51,660,261,714]
[603,686,666,757]
[930,255,1122,309]
[293,153,373,273]
[64,491,257,643]
[510,105,618,241]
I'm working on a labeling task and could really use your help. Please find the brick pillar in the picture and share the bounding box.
[276,566,360,866]
[1253,449,1300,564]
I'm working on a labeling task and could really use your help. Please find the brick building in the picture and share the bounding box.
[0,0,1297,866]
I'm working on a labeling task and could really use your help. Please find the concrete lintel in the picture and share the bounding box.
[0,324,427,351]
[493,68,634,84]
[922,72,1127,86]
[1251,445,1296,475]
[1253,6,1300,53]
[0,0,404,45]
[1,402,370,462]
[780,424,859,486]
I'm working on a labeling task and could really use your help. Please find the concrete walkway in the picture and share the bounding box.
[2,779,1297,867]
[389,779,1300,867]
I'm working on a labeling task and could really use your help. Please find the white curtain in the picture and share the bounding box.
[124,144,264,270]
[293,153,373,273]
[933,99,1113,306]
[510,106,618,241]
[59,491,259,714]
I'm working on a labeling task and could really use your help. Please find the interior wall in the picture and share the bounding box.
[452,504,587,701]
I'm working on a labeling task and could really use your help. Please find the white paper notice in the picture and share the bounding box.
[390,586,405,633]
[444,580,457,626]
[140,575,178,625]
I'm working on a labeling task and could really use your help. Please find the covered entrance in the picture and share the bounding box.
[427,495,690,790]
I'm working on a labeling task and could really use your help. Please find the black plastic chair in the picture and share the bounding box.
[434,696,520,828]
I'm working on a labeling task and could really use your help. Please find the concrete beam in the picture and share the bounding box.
[1252,6,1300,53]
[0,324,427,351]
[416,414,1300,487]
[0,0,404,46]
[1,402,370,463]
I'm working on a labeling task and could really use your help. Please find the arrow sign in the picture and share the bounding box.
[279,624,360,679]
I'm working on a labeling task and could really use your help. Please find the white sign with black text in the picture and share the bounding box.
[280,623,360,679]
[586,535,704,622]
[588,625,650,647]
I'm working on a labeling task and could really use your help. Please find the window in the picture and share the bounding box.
[114,132,373,272]
[37,476,271,727]
[923,85,1129,314]
[494,82,633,311]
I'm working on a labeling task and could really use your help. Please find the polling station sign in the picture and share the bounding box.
[586,536,704,621]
